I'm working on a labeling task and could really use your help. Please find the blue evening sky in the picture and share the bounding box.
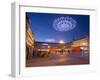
[26,12,89,43]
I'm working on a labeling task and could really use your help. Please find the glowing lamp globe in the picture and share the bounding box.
[59,40,64,44]
[53,16,77,32]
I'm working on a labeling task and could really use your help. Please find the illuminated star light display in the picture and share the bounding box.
[53,16,77,32]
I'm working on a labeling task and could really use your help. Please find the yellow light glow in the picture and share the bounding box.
[82,42,87,46]
[59,40,64,44]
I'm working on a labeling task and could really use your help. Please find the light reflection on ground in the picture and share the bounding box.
[26,53,89,67]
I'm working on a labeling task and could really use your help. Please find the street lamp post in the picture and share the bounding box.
[59,40,65,55]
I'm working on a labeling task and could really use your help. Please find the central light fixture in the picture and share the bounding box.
[53,16,77,32]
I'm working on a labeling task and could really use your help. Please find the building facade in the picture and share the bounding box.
[71,37,89,53]
[71,37,89,47]
[34,41,71,55]
[26,15,35,60]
